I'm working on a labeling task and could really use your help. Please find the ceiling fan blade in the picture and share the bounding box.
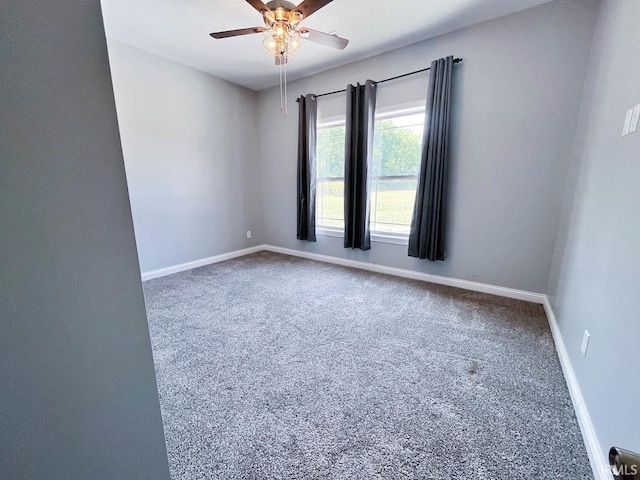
[299,28,349,50]
[275,55,288,66]
[210,27,267,39]
[245,0,271,15]
[292,0,333,19]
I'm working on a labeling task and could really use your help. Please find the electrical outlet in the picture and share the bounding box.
[246,230,252,239]
[581,330,591,356]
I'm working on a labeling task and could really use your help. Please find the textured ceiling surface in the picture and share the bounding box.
[101,0,553,91]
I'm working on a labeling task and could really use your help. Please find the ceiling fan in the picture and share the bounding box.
[209,0,349,66]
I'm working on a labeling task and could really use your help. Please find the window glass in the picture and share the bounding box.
[316,125,345,229]
[371,111,424,234]
[316,108,425,235]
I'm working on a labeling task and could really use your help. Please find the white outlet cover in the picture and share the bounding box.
[623,108,633,136]
[581,330,591,356]
[629,103,640,133]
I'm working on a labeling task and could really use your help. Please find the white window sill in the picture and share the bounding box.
[316,228,409,246]
[316,227,343,238]
[372,233,409,246]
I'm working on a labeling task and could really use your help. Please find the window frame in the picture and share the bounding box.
[315,102,425,245]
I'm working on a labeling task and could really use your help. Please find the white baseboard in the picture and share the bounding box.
[543,297,611,480]
[262,244,546,304]
[142,243,544,303]
[140,243,608,478]
[140,245,263,281]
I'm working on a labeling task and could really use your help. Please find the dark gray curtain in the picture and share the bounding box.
[344,80,377,250]
[408,56,454,261]
[297,94,317,242]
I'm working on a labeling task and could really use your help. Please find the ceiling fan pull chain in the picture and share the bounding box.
[279,57,284,113]
[279,54,288,115]
[283,58,288,115]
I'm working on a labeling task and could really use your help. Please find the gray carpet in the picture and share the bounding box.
[143,251,592,479]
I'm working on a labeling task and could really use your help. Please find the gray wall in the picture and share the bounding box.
[0,3,170,479]
[548,0,640,458]
[107,40,263,274]
[257,0,597,294]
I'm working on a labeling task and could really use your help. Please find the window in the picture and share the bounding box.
[316,122,346,229]
[316,106,425,238]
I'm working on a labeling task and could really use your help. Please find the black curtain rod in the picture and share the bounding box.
[296,57,462,103]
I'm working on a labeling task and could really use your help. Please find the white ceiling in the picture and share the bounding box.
[101,0,554,91]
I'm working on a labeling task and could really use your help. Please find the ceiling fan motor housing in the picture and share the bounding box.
[265,1,297,12]
[264,1,303,25]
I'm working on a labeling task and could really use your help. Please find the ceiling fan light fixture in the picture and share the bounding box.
[289,11,304,25]
[262,35,279,55]
[262,30,301,57]
[287,30,301,55]
[263,10,276,25]
[274,22,287,38]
